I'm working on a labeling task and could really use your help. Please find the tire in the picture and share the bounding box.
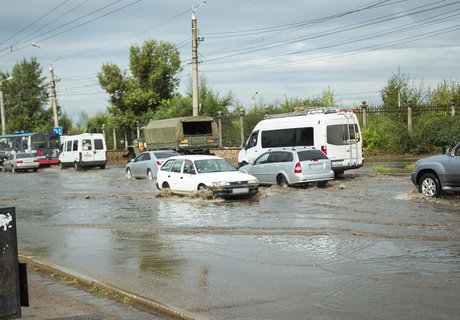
[126,168,133,179]
[315,181,327,188]
[12,166,16,173]
[100,164,106,170]
[162,182,170,189]
[146,169,154,180]
[74,162,81,171]
[276,174,289,187]
[419,173,441,198]
[33,168,38,172]
[59,162,64,170]
[198,184,209,191]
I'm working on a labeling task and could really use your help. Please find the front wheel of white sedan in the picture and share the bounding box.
[126,168,133,179]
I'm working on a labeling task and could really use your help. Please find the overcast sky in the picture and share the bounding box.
[1,0,460,121]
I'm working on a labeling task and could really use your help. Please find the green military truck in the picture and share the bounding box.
[127,116,220,160]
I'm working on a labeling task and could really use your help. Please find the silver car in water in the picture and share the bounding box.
[239,146,334,187]
[125,150,180,180]
[2,152,39,173]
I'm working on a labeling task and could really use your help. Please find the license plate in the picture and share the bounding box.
[310,163,323,170]
[232,187,249,194]
[332,161,343,167]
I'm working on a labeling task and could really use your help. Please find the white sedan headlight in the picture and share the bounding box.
[212,181,231,187]
[248,179,258,184]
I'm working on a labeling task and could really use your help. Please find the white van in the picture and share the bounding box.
[59,133,107,170]
[238,108,364,174]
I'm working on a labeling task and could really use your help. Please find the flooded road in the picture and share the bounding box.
[1,163,459,319]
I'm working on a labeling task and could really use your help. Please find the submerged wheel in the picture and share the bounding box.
[162,182,170,189]
[126,168,133,179]
[198,184,209,191]
[146,169,154,180]
[11,166,16,173]
[74,162,81,171]
[59,162,64,170]
[276,174,289,187]
[419,172,441,198]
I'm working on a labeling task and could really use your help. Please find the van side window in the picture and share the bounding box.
[327,124,360,145]
[94,139,104,150]
[66,141,72,152]
[82,139,92,151]
[72,140,78,151]
[261,127,313,148]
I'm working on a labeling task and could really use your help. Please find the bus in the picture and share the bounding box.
[0,131,61,166]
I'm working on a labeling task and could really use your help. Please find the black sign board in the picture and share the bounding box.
[0,207,21,319]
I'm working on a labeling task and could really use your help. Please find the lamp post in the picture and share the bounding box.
[0,76,12,135]
[32,43,59,128]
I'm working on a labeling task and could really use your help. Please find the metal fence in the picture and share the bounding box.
[356,102,456,131]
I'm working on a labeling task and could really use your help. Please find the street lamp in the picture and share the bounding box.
[0,76,13,135]
[32,43,60,128]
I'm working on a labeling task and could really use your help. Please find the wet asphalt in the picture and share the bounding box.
[1,162,459,319]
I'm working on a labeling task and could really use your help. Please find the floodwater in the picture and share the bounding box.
[1,163,459,319]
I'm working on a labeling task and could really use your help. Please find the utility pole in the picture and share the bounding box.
[0,81,6,136]
[192,2,205,117]
[0,77,12,135]
[49,65,59,127]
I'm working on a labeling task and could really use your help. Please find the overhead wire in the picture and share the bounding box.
[199,0,460,67]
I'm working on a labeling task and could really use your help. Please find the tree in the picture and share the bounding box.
[98,39,182,135]
[1,58,51,132]
[380,69,425,109]
[427,80,460,106]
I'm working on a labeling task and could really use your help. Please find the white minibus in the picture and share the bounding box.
[59,133,107,170]
[238,108,364,174]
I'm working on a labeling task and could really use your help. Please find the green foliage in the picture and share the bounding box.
[362,118,413,154]
[98,39,182,138]
[427,80,460,106]
[1,58,51,133]
[380,70,425,110]
[411,115,460,153]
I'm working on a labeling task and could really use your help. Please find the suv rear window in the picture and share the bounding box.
[298,150,328,161]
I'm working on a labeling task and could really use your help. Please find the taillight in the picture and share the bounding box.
[156,160,163,166]
[294,161,302,174]
[16,160,23,164]
[34,159,39,162]
[321,146,327,155]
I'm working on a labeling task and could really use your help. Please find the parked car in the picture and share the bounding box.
[125,150,180,180]
[411,141,460,197]
[156,155,259,199]
[2,152,39,173]
[239,146,334,187]
[0,151,8,168]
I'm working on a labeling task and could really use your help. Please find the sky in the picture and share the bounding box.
[1,0,460,122]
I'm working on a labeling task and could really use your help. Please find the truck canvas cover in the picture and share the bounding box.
[142,116,219,150]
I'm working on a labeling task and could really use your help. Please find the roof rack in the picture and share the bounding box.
[264,107,354,119]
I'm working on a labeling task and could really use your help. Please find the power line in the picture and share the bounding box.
[0,0,71,45]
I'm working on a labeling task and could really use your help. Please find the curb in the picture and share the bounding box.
[19,254,204,320]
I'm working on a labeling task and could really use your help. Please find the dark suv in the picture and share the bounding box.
[411,141,460,197]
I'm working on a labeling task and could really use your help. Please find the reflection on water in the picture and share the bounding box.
[6,165,460,320]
